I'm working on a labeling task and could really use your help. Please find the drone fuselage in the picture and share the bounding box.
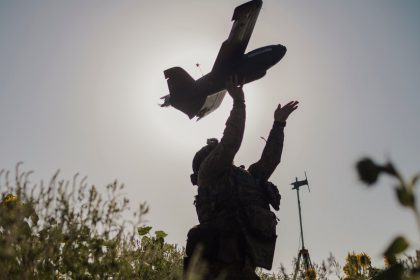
[196,44,286,97]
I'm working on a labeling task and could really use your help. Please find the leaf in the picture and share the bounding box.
[155,230,168,240]
[374,263,404,280]
[141,235,151,245]
[23,203,36,218]
[137,226,152,236]
[395,187,415,208]
[409,173,420,190]
[383,236,409,257]
[31,212,39,225]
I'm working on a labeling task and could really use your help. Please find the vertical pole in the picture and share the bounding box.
[292,175,313,280]
[296,181,305,249]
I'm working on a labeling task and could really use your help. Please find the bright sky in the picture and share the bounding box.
[1,0,420,274]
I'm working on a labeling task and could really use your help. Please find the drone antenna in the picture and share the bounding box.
[196,63,204,77]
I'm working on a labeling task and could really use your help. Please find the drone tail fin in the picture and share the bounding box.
[163,67,201,119]
[164,67,195,93]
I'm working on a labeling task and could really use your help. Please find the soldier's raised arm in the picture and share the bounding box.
[249,101,298,182]
[197,76,246,185]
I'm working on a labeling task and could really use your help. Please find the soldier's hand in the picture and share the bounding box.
[225,75,245,101]
[274,101,299,123]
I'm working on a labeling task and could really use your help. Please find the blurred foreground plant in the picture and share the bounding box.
[356,157,420,280]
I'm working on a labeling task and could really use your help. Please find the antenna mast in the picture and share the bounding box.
[291,172,313,280]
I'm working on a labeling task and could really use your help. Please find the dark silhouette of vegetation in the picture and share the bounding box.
[1,161,419,279]
[0,163,183,280]
[356,157,420,280]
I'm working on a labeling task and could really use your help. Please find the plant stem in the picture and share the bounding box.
[414,207,420,240]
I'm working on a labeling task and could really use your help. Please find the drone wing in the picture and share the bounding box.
[211,0,263,72]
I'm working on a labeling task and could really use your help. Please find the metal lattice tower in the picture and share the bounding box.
[291,172,313,280]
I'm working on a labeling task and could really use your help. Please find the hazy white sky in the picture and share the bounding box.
[1,0,420,273]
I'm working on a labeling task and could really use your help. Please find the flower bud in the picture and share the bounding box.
[356,158,382,185]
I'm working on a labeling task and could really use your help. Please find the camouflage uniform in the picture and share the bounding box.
[185,98,284,280]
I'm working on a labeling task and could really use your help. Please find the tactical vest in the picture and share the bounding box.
[194,166,280,270]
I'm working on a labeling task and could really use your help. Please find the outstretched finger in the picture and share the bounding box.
[289,105,299,114]
[289,102,298,109]
[290,101,298,108]
[288,100,299,106]
[285,101,299,110]
[284,103,298,113]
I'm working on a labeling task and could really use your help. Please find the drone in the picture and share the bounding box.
[161,0,287,120]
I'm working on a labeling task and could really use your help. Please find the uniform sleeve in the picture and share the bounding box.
[248,121,285,182]
[198,99,246,185]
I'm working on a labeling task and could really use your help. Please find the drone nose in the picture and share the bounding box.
[277,44,287,59]
[271,44,287,64]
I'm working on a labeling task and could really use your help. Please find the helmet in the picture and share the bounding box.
[191,138,219,185]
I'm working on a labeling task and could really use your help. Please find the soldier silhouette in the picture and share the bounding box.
[185,75,298,280]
